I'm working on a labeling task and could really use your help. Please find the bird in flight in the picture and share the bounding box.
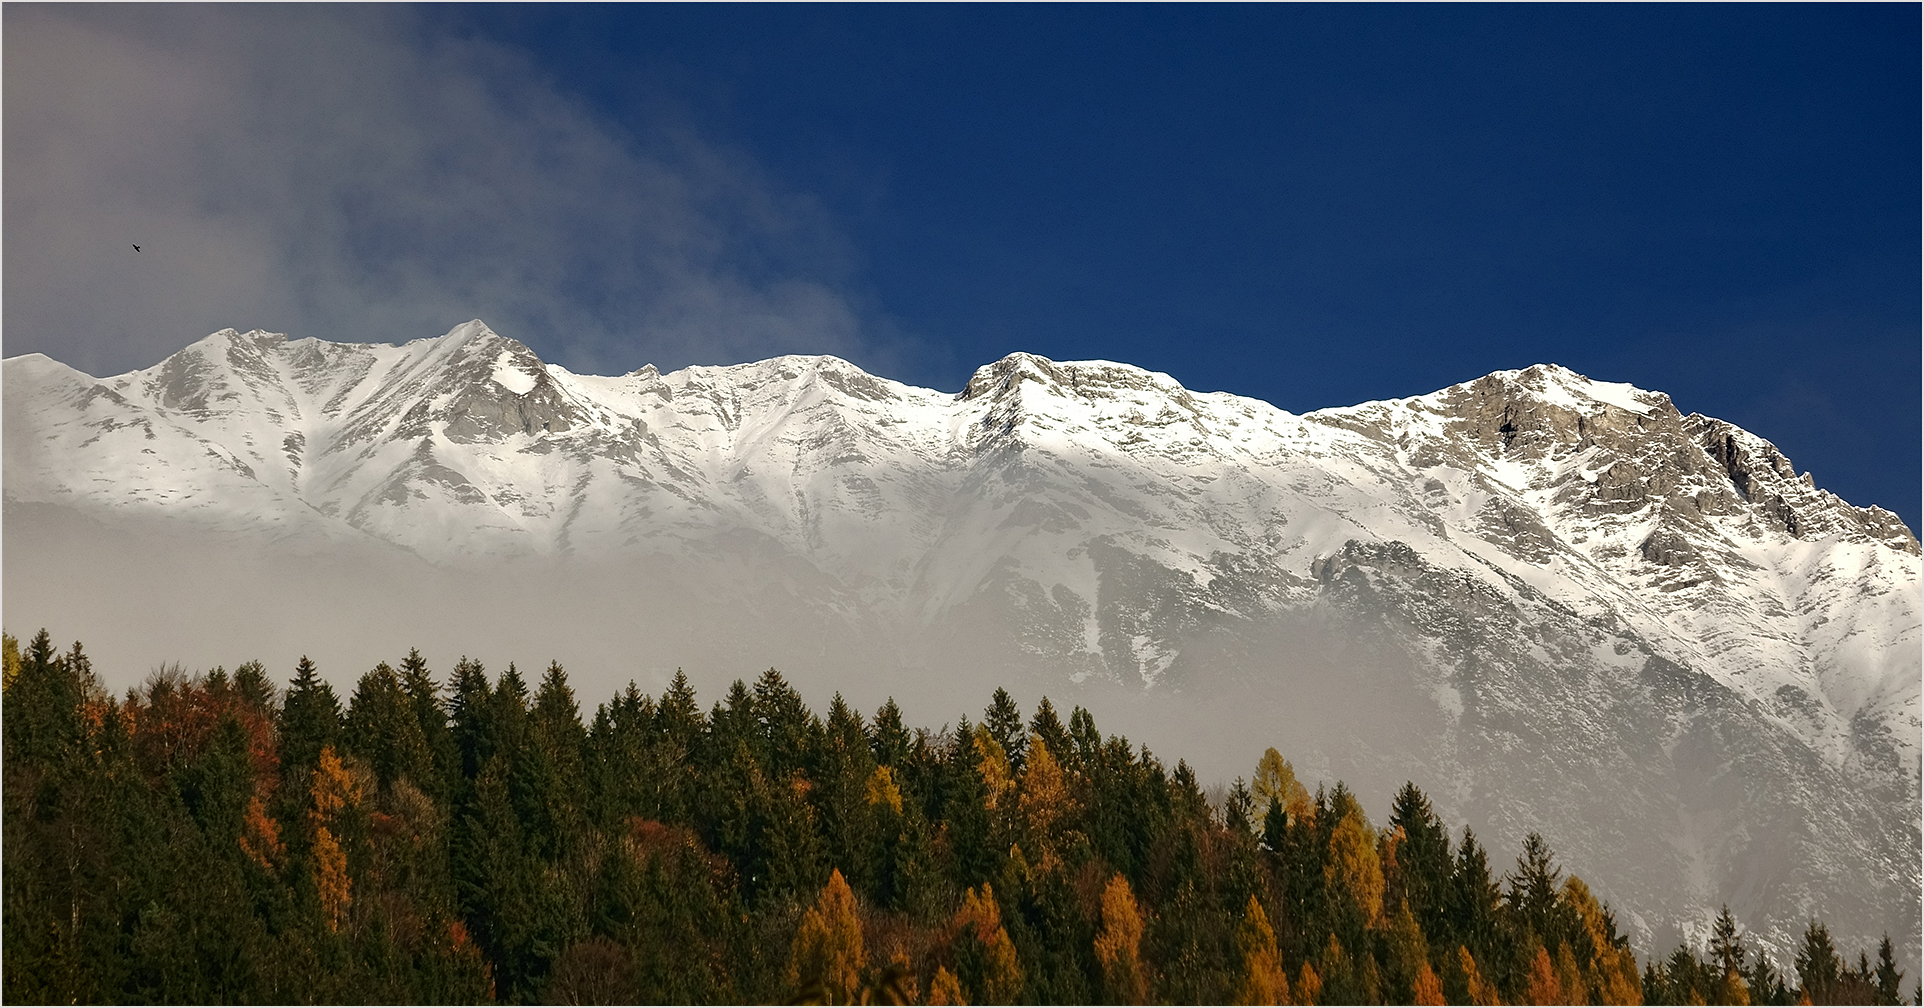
[131,244,141,252]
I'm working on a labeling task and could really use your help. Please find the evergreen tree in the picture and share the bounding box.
[343,662,432,790]
[279,656,341,782]
[3,629,86,766]
[396,648,456,791]
[1874,934,1904,1006]
[1028,696,1069,763]
[817,693,879,897]
[446,656,492,781]
[872,697,912,768]
[1795,919,1843,1004]
[1449,827,1503,969]
[1389,781,1453,944]
[1745,951,1790,1007]
[232,659,276,712]
[984,688,1025,771]
[751,667,818,779]
[1709,904,1748,974]
[1505,832,1566,945]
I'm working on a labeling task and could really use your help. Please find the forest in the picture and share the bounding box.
[3,628,1911,1005]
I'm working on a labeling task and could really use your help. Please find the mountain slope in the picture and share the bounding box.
[5,321,1918,965]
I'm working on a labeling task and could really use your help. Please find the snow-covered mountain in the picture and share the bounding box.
[5,320,1918,967]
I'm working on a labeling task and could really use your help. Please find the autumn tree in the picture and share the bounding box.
[1095,873,1149,1004]
[948,883,1023,1005]
[1563,876,1642,1004]
[1411,959,1446,1005]
[1016,735,1070,870]
[309,745,364,932]
[1234,895,1290,1005]
[1456,945,1501,1006]
[1324,804,1385,930]
[789,868,868,1003]
[1253,748,1312,827]
[1521,944,1563,1005]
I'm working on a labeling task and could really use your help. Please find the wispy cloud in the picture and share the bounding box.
[5,6,899,378]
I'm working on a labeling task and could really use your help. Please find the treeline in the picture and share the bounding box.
[2,629,1910,1005]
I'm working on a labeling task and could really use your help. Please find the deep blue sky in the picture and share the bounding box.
[446,4,1920,528]
[9,5,1917,528]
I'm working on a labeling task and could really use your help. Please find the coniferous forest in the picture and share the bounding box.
[3,629,1912,1005]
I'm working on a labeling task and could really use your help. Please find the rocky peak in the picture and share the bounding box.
[959,352,1076,401]
[1429,364,1679,462]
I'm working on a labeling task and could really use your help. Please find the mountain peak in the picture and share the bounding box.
[957,352,1188,404]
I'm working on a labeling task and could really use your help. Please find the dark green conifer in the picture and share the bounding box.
[344,662,432,789]
[1874,934,1904,1005]
[1028,696,1069,764]
[232,659,276,711]
[1389,781,1453,944]
[1795,919,1842,1004]
[446,656,492,780]
[872,697,911,768]
[985,687,1025,770]
[278,655,341,781]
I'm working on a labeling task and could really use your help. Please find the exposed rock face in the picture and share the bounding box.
[4,323,1917,970]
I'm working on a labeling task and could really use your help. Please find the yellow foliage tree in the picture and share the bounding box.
[1324,806,1385,926]
[1233,895,1290,1005]
[1095,873,1149,1004]
[310,745,363,825]
[1016,736,1070,869]
[1,633,19,693]
[1458,946,1500,1006]
[308,745,362,933]
[1524,944,1563,1005]
[314,824,351,933]
[789,869,869,1004]
[1412,960,1446,1006]
[1253,748,1313,824]
[1555,942,1583,1004]
[1562,876,1643,1005]
[927,965,967,1006]
[865,765,903,816]
[973,726,1014,813]
[947,884,1023,1005]
[239,794,284,869]
[1296,962,1322,1006]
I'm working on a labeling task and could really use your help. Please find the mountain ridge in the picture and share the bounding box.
[5,321,1918,967]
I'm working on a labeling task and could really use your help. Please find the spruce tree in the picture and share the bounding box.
[344,662,432,790]
[872,697,912,767]
[1389,782,1453,943]
[1028,696,1069,764]
[278,656,341,782]
[446,656,492,781]
[1794,919,1842,1004]
[984,687,1025,771]
[396,648,456,791]
[232,659,276,712]
[1449,827,1503,969]
[1873,934,1904,1005]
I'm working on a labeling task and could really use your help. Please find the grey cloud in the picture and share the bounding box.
[4,6,897,378]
